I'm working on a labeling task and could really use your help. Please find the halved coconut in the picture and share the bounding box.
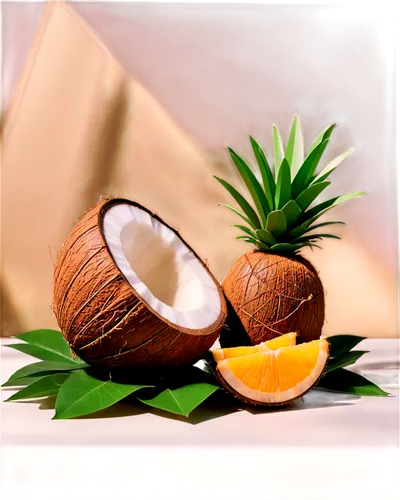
[53,198,227,369]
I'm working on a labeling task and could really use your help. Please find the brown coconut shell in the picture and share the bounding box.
[221,251,324,347]
[53,198,227,370]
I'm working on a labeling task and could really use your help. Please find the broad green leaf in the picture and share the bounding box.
[215,177,261,229]
[255,241,270,251]
[273,124,284,178]
[2,375,44,387]
[317,368,389,397]
[328,335,366,358]
[281,200,301,227]
[295,181,331,212]
[5,361,87,383]
[220,204,261,230]
[12,329,80,364]
[288,220,344,240]
[291,139,330,198]
[285,115,304,175]
[54,369,153,419]
[307,124,335,157]
[226,148,270,225]
[266,210,287,236]
[249,136,275,211]
[303,192,365,221]
[312,147,355,184]
[138,382,219,418]
[293,233,341,244]
[255,229,277,246]
[232,224,257,239]
[6,373,70,401]
[269,243,302,254]
[325,351,368,374]
[274,158,291,209]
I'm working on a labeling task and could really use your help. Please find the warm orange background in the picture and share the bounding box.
[1,2,398,337]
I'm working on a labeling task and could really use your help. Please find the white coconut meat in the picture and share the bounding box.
[103,203,222,331]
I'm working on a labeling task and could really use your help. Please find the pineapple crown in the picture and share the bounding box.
[215,116,364,255]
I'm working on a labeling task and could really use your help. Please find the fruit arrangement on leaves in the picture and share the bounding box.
[2,116,387,419]
[216,116,364,346]
[3,330,388,419]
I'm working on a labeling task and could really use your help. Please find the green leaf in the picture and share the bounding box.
[255,229,277,246]
[138,382,219,418]
[288,220,344,240]
[2,375,45,387]
[6,373,70,401]
[273,124,284,178]
[269,243,302,254]
[325,351,369,374]
[232,224,258,239]
[291,139,330,198]
[255,241,270,251]
[4,361,87,384]
[274,158,291,209]
[249,136,276,210]
[317,368,389,397]
[295,181,331,212]
[54,369,153,419]
[215,177,261,229]
[220,204,260,230]
[285,115,304,175]
[235,236,258,244]
[303,192,365,221]
[226,148,270,225]
[266,210,287,237]
[293,233,341,244]
[307,124,335,157]
[312,147,355,184]
[328,335,366,358]
[12,329,81,364]
[281,200,301,227]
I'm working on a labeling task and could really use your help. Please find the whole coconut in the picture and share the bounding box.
[220,251,324,347]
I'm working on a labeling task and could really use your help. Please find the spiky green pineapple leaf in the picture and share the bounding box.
[226,148,271,226]
[288,220,345,240]
[256,229,277,246]
[312,147,355,184]
[293,233,341,244]
[281,200,301,227]
[307,124,335,157]
[266,210,287,237]
[304,192,365,221]
[295,181,331,212]
[275,158,291,209]
[215,177,261,229]
[273,124,284,178]
[249,135,275,210]
[285,115,304,175]
[291,139,330,198]
[220,204,260,230]
[269,242,302,254]
[232,224,258,239]
[236,236,258,244]
[255,241,270,251]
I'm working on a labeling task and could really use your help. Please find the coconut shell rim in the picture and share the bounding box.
[97,197,228,337]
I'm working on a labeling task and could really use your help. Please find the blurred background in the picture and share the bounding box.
[1,1,398,337]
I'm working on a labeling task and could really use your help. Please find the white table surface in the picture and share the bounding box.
[1,338,399,500]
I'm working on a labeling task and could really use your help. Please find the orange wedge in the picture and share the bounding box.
[212,332,297,362]
[215,339,329,406]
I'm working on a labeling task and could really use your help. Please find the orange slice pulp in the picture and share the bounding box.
[213,338,329,406]
[212,332,297,362]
